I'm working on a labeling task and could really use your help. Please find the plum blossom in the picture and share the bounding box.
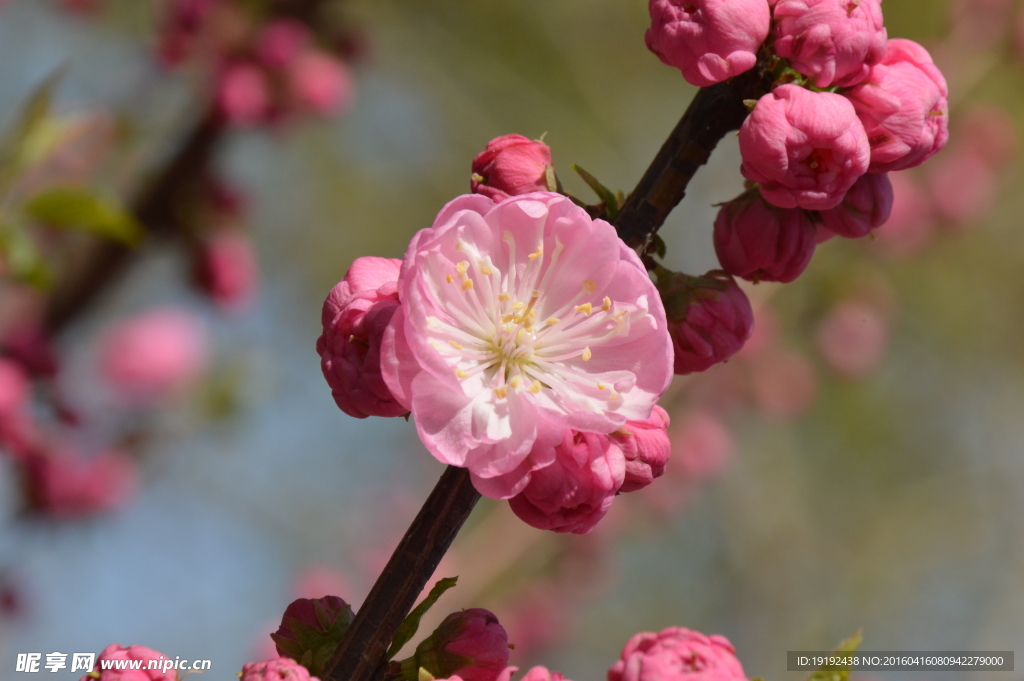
[381,193,673,494]
[608,627,748,681]
[24,449,138,519]
[471,135,554,202]
[240,658,317,681]
[613,405,671,493]
[80,644,177,681]
[414,609,510,681]
[645,0,770,87]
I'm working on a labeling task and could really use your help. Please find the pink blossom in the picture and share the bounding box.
[240,658,317,681]
[99,308,209,404]
[217,62,271,127]
[816,300,889,378]
[522,668,569,681]
[80,644,177,681]
[288,51,353,116]
[195,230,259,311]
[292,564,353,600]
[772,0,887,87]
[508,430,625,534]
[380,193,673,493]
[257,20,312,70]
[644,409,732,514]
[645,0,770,87]
[925,148,996,225]
[271,596,353,665]
[713,191,817,282]
[750,348,817,419]
[0,358,30,418]
[613,405,671,493]
[471,135,553,202]
[958,105,1017,169]
[869,171,934,257]
[317,256,407,419]
[819,172,893,238]
[501,590,570,657]
[608,627,748,681]
[844,39,948,173]
[660,270,753,374]
[25,449,138,519]
[415,609,510,681]
[739,85,870,210]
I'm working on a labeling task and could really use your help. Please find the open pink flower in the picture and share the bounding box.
[381,193,673,492]
[81,644,177,681]
[240,657,317,681]
[844,39,949,173]
[608,627,748,681]
[318,257,407,419]
[772,0,887,87]
[471,135,553,202]
[739,85,870,210]
[645,0,770,87]
[288,51,353,116]
[818,172,893,238]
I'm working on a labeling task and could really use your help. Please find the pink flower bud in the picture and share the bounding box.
[257,19,313,70]
[24,449,138,519]
[414,609,511,681]
[713,191,817,282]
[612,406,671,493]
[645,0,770,87]
[608,627,748,681]
[240,657,317,681]
[271,596,353,676]
[81,643,177,681]
[819,172,893,238]
[508,430,625,535]
[739,85,870,210]
[217,62,271,127]
[98,308,209,405]
[195,230,259,311]
[660,270,754,373]
[816,300,889,378]
[470,135,553,202]
[844,39,949,173]
[288,51,354,117]
[772,0,887,87]
[0,358,30,419]
[522,668,569,681]
[317,256,407,419]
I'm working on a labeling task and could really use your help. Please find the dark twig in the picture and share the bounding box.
[322,465,481,681]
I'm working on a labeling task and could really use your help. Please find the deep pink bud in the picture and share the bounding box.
[713,192,817,282]
[217,62,271,127]
[659,269,754,374]
[240,657,318,681]
[288,51,354,116]
[271,596,353,678]
[772,0,887,87]
[522,668,569,681]
[414,609,511,681]
[645,0,770,87]
[844,39,949,173]
[607,627,748,681]
[317,257,407,419]
[740,85,870,210]
[819,172,893,238]
[470,135,553,202]
[195,230,259,311]
[508,430,625,534]
[612,405,671,493]
[24,449,138,519]
[257,19,312,70]
[80,643,177,681]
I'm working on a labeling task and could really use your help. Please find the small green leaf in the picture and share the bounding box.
[803,630,863,681]
[0,68,64,192]
[0,219,53,289]
[24,188,143,245]
[387,576,459,659]
[571,164,619,220]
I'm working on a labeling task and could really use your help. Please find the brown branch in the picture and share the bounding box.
[322,465,481,681]
[612,64,774,251]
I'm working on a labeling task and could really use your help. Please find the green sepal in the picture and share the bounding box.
[387,576,459,659]
[0,68,63,194]
[803,630,863,681]
[571,164,619,220]
[24,187,143,245]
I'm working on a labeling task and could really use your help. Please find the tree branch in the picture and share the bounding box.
[322,465,481,681]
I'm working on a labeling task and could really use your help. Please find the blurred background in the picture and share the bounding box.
[0,0,1022,680]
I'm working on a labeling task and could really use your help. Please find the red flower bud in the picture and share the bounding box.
[470,135,553,202]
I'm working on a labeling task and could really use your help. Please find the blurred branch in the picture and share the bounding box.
[612,64,774,251]
[322,465,481,681]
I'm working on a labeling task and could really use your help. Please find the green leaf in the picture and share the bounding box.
[0,68,64,193]
[571,164,619,220]
[649,234,667,259]
[0,219,53,289]
[803,630,863,681]
[387,576,459,659]
[24,188,143,245]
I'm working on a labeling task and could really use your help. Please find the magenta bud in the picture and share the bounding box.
[608,627,749,681]
[413,609,510,681]
[271,596,354,678]
[240,657,319,681]
[819,172,894,238]
[713,192,817,283]
[612,406,672,493]
[470,135,554,202]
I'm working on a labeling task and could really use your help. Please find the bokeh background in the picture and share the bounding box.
[1,0,1022,680]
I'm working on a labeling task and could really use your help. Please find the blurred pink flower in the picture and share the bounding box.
[470,135,553,202]
[80,643,176,681]
[501,590,570,657]
[196,230,259,311]
[25,449,137,519]
[925,148,996,226]
[662,270,754,374]
[318,256,407,419]
[289,52,354,117]
[869,171,934,257]
[614,405,671,493]
[750,348,817,419]
[819,172,894,238]
[415,609,510,681]
[845,39,949,173]
[645,0,770,87]
[292,564,353,600]
[608,627,748,681]
[772,0,887,87]
[99,308,209,404]
[217,62,272,127]
[671,409,733,482]
[0,358,30,419]
[522,669,569,681]
[713,191,817,282]
[257,19,312,70]
[958,105,1017,169]
[739,85,870,210]
[816,300,890,378]
[240,658,317,681]
[380,193,672,494]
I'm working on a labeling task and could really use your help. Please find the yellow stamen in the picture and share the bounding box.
[601,296,612,311]
[448,340,463,350]
[510,376,522,389]
[494,386,508,399]
[581,347,592,361]
[446,274,453,283]
[597,383,606,390]
[529,380,542,393]
[576,303,593,316]
[583,280,596,293]
[498,292,511,302]
[545,317,560,325]
[455,369,469,378]
[512,301,525,310]
[427,317,439,327]
[456,261,469,275]
[462,279,474,291]
[528,247,543,260]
